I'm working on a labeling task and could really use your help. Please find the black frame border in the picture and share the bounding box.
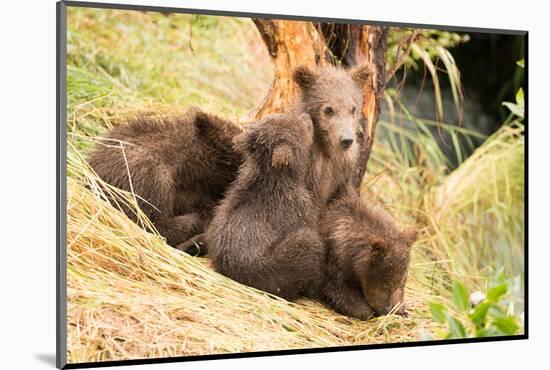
[56,1,529,369]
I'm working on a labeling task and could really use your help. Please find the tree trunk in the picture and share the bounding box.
[252,19,328,119]
[350,26,388,188]
[252,20,388,188]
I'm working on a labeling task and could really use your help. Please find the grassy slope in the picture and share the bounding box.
[66,8,525,363]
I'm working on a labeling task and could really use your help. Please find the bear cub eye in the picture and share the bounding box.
[323,106,335,116]
[351,106,356,114]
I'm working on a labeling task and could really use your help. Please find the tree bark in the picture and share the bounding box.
[252,20,388,188]
[252,19,328,119]
[351,26,388,188]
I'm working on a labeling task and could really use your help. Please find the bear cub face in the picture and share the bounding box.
[233,112,314,181]
[293,64,371,159]
[353,227,418,315]
[320,190,419,319]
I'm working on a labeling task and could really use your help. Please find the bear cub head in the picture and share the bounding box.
[293,64,371,160]
[233,112,314,180]
[354,226,418,316]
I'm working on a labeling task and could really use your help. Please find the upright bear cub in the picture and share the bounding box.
[191,64,372,255]
[293,64,371,206]
[319,187,418,319]
[207,113,325,300]
[88,107,242,251]
[89,64,371,256]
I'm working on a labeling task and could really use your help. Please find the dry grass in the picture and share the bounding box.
[65,7,524,364]
[67,148,436,363]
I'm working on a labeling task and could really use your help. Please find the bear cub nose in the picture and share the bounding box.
[340,137,354,150]
[340,127,355,150]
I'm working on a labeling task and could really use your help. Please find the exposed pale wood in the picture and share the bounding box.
[252,19,328,119]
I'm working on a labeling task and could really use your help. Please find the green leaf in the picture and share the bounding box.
[488,304,506,317]
[487,283,508,302]
[516,88,524,105]
[469,302,491,328]
[517,59,524,68]
[494,268,507,285]
[429,302,447,324]
[475,327,490,337]
[447,316,467,338]
[411,43,444,122]
[452,281,469,312]
[436,45,463,123]
[502,102,524,118]
[492,317,520,335]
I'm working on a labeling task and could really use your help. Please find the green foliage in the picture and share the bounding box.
[370,114,524,338]
[386,29,469,124]
[67,8,525,345]
[517,59,525,68]
[66,7,273,152]
[428,302,447,324]
[502,87,524,120]
[502,61,525,121]
[451,281,469,312]
[386,29,469,70]
[426,275,523,339]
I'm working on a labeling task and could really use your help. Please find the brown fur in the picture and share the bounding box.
[168,65,371,255]
[88,107,242,252]
[88,64,370,257]
[207,113,325,300]
[319,187,418,319]
[293,64,371,206]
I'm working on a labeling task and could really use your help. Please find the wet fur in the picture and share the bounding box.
[88,107,242,250]
[207,113,325,300]
[319,186,418,319]
[293,64,371,207]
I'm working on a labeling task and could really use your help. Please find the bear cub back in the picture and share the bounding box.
[207,112,325,300]
[88,107,242,249]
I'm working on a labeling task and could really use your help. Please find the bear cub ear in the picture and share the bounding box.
[293,65,318,90]
[193,109,213,134]
[351,64,372,89]
[271,144,294,168]
[370,238,387,260]
[233,130,254,155]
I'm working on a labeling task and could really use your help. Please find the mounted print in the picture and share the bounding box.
[56,1,527,368]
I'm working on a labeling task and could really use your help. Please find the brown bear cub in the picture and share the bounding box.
[190,64,373,255]
[88,64,370,256]
[319,187,418,320]
[292,64,371,207]
[88,107,242,254]
[207,113,325,300]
